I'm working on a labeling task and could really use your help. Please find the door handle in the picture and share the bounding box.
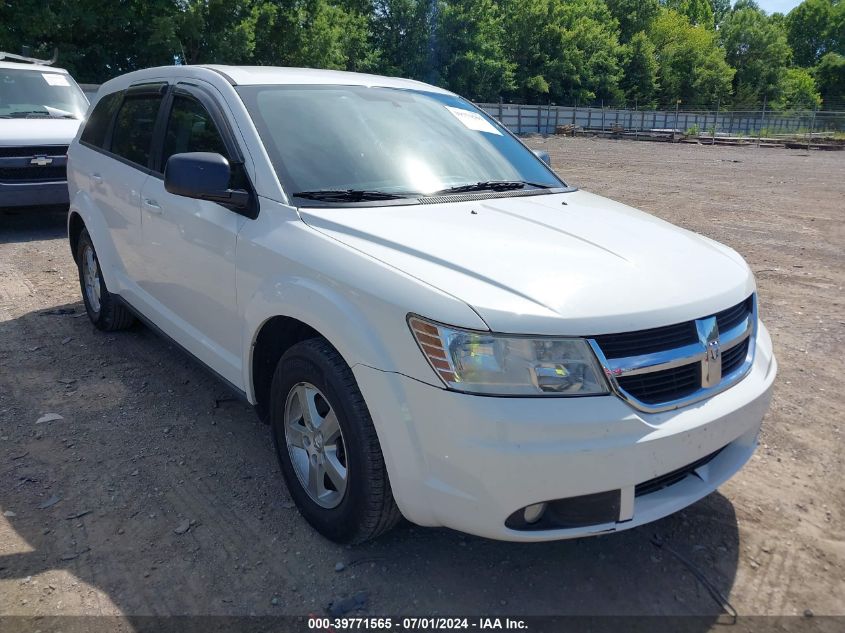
[143,198,162,214]
[90,173,103,185]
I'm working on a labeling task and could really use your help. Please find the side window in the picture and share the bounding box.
[162,95,228,166]
[110,95,163,168]
[79,92,121,149]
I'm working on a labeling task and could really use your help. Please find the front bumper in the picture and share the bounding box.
[0,180,69,209]
[354,322,777,542]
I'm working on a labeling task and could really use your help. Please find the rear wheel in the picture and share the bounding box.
[270,338,401,543]
[76,229,135,331]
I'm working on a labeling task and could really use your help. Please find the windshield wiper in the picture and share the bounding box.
[292,189,418,202]
[433,180,554,195]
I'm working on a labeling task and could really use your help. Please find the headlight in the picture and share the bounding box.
[408,316,610,396]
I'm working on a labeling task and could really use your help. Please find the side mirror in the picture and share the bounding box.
[164,152,251,210]
[532,149,551,166]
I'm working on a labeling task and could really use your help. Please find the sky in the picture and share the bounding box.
[753,0,804,14]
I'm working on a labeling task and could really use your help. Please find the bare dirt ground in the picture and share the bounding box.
[1,137,843,629]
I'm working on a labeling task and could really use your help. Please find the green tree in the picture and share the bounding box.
[436,0,515,101]
[786,0,842,67]
[719,4,792,106]
[370,0,431,79]
[772,67,822,110]
[606,0,660,42]
[814,51,845,108]
[620,31,659,106]
[502,0,624,104]
[500,0,552,100]
[711,0,731,25]
[0,0,177,82]
[297,0,377,71]
[649,8,734,106]
[663,0,715,27]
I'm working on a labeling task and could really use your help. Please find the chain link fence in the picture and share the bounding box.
[479,102,845,145]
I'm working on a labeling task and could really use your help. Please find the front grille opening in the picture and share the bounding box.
[635,447,725,497]
[0,165,67,182]
[593,321,697,359]
[0,145,68,158]
[715,295,754,332]
[721,338,750,376]
[617,362,700,405]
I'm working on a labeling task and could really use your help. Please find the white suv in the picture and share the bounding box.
[66,65,777,543]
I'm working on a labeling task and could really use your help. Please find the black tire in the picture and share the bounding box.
[76,228,135,331]
[270,338,402,543]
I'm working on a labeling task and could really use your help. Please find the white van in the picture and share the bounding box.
[0,51,88,209]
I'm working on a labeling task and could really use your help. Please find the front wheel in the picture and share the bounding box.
[270,338,401,543]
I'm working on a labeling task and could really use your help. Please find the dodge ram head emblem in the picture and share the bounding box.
[30,156,53,166]
[696,316,722,388]
[707,339,721,361]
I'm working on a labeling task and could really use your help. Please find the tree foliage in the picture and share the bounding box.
[786,0,842,66]
[720,3,792,106]
[0,0,842,111]
[650,9,734,106]
[814,51,845,107]
[620,31,659,106]
[772,67,822,110]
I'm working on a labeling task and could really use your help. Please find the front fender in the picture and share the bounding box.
[236,199,487,402]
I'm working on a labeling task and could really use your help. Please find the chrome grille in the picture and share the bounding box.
[589,294,757,412]
[617,362,700,405]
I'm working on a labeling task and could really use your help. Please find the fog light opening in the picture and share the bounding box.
[523,502,547,524]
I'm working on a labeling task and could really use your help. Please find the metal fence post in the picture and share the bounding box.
[601,100,605,131]
[758,97,766,147]
[808,106,817,151]
[517,104,522,134]
[673,101,680,142]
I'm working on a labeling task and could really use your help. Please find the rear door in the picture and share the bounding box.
[138,83,249,385]
[88,84,167,299]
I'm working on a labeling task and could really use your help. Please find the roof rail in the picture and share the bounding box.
[0,48,59,66]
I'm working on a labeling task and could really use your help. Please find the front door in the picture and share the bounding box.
[139,85,247,385]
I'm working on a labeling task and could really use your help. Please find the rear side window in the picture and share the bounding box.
[79,92,121,149]
[110,95,163,168]
[162,95,228,165]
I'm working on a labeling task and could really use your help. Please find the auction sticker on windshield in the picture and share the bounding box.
[445,106,502,135]
[42,73,70,87]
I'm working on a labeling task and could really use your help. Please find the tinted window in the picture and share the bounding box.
[80,92,121,148]
[162,95,228,166]
[110,96,162,167]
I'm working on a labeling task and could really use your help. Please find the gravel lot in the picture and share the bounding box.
[1,137,843,628]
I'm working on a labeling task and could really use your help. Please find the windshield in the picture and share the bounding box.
[237,85,565,204]
[0,68,88,119]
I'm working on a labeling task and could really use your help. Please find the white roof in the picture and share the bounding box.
[200,65,449,93]
[0,60,69,73]
[98,64,450,95]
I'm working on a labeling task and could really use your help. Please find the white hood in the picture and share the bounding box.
[300,190,755,336]
[0,118,81,146]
